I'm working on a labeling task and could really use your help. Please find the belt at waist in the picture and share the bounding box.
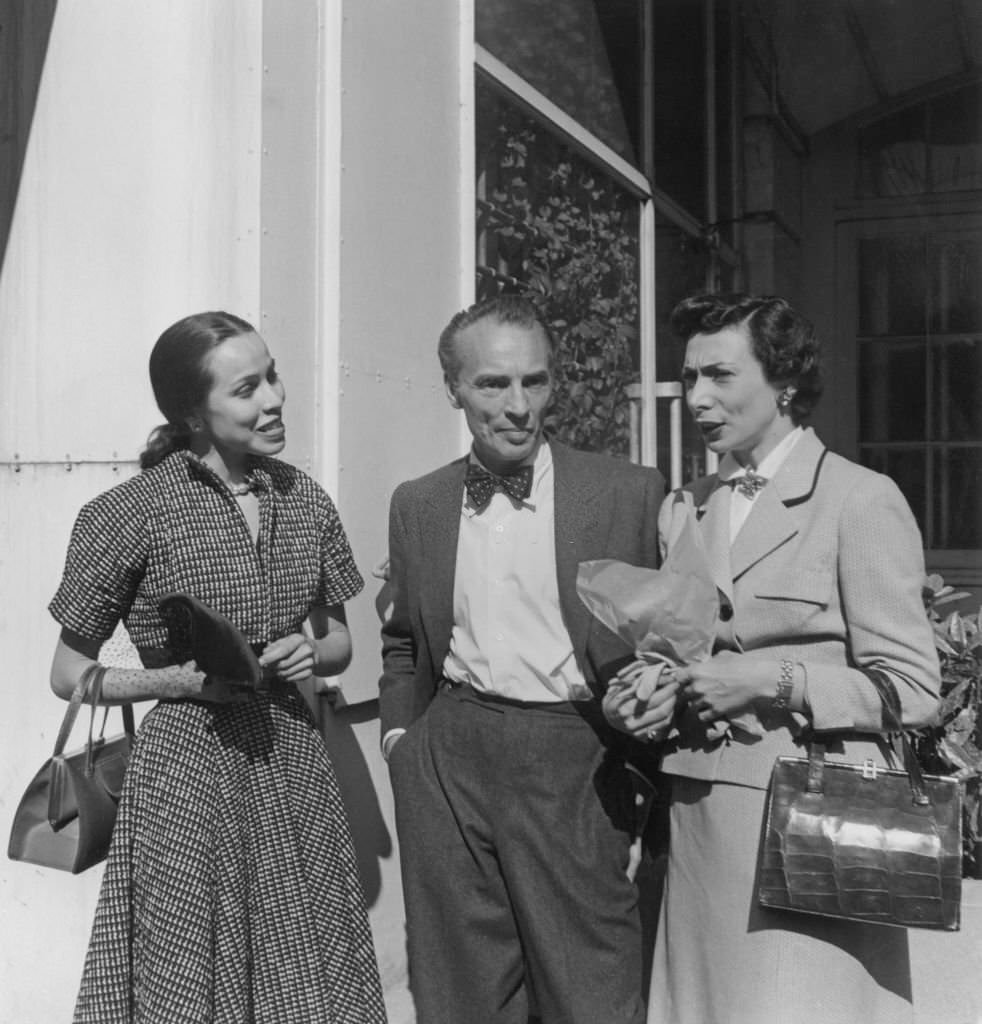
[139,642,266,669]
[441,679,602,719]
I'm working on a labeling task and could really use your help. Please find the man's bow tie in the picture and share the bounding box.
[464,463,534,511]
[732,469,767,500]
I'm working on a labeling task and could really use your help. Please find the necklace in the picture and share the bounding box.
[226,477,255,497]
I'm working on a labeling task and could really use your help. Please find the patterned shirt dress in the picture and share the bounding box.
[49,451,387,1024]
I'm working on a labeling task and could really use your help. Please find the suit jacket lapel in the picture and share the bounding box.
[729,487,796,581]
[420,460,466,671]
[692,480,734,604]
[729,428,826,581]
[551,442,607,667]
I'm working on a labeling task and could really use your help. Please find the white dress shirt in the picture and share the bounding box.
[718,427,803,542]
[442,442,591,702]
[382,443,592,757]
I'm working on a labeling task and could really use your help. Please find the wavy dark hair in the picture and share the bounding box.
[437,294,556,381]
[669,293,823,422]
[140,311,256,470]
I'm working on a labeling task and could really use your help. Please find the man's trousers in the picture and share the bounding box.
[389,683,646,1024]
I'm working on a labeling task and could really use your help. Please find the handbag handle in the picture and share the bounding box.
[83,667,137,777]
[52,664,136,764]
[864,668,930,806]
[806,669,930,808]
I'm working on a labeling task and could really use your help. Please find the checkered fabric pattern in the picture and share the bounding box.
[75,691,386,1023]
[50,450,364,649]
[49,452,385,1023]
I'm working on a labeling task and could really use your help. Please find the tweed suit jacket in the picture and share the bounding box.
[657,427,941,790]
[379,440,666,737]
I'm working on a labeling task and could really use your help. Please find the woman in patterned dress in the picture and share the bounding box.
[48,311,387,1023]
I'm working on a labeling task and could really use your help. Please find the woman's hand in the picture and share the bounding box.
[251,608,351,689]
[674,650,774,723]
[602,660,680,741]
[259,634,316,684]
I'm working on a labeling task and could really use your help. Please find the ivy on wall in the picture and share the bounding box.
[476,82,640,458]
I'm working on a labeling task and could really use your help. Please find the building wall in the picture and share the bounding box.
[0,4,264,1019]
[330,1,466,1016]
[798,119,860,455]
[0,2,466,1020]
[739,67,805,307]
[336,0,466,706]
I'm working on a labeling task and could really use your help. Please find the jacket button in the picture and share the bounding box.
[719,603,733,621]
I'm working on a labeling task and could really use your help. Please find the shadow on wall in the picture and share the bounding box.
[0,0,57,276]
[318,698,392,907]
[298,570,394,907]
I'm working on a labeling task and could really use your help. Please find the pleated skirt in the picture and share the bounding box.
[73,687,386,1024]
[647,775,913,1024]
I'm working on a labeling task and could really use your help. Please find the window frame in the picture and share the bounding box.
[474,41,733,485]
[836,200,982,585]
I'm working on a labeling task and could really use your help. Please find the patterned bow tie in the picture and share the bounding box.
[732,470,767,500]
[464,463,534,511]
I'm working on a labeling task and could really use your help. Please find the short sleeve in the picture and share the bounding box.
[312,488,364,606]
[48,491,150,644]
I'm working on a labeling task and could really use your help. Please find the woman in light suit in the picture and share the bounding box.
[604,294,941,1024]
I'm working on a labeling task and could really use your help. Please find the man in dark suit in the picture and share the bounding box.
[380,295,671,1024]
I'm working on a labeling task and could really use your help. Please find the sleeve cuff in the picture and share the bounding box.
[382,728,406,761]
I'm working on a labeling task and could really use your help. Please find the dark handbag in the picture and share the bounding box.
[8,664,135,874]
[157,592,263,688]
[758,671,962,930]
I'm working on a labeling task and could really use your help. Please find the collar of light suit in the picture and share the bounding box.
[685,426,828,607]
[414,438,615,685]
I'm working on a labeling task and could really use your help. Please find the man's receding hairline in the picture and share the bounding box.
[444,313,552,378]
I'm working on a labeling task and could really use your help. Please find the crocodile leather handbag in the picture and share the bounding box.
[758,671,962,930]
[8,664,135,874]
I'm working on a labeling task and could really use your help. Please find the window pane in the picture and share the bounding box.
[933,448,982,549]
[859,340,926,443]
[476,0,641,166]
[860,448,927,540]
[931,236,982,333]
[932,337,982,442]
[476,81,640,458]
[858,236,926,336]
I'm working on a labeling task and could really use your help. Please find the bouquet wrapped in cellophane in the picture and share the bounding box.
[577,505,761,738]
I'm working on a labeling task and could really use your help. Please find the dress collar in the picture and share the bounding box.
[176,449,272,495]
[718,426,803,484]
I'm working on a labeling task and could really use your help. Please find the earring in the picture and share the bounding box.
[188,418,203,433]
[778,388,795,410]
